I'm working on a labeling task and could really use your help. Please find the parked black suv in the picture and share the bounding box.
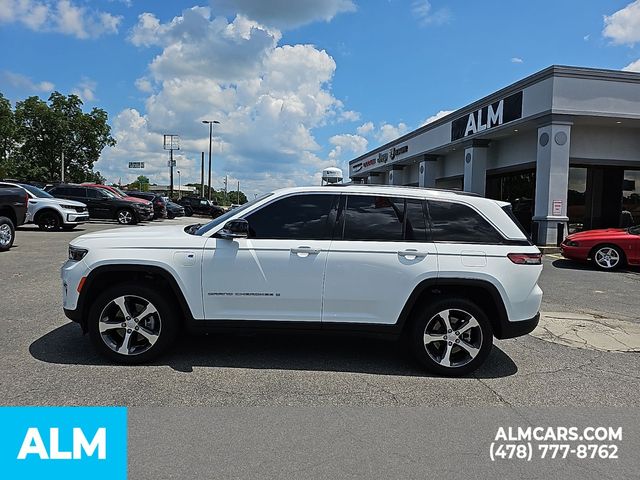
[126,191,167,219]
[0,186,28,251]
[47,184,149,225]
[177,196,225,218]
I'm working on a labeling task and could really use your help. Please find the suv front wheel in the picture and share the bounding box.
[88,283,180,364]
[409,298,493,376]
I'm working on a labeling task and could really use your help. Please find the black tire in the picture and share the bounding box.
[167,212,175,219]
[36,210,62,231]
[116,208,137,225]
[0,216,15,252]
[62,225,77,231]
[592,244,625,271]
[184,206,193,217]
[88,282,181,364]
[408,297,493,377]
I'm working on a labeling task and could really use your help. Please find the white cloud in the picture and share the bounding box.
[623,59,640,72]
[327,133,367,161]
[422,110,453,126]
[376,122,408,144]
[0,0,122,38]
[411,0,450,26]
[210,0,356,29]
[340,110,360,121]
[1,70,54,92]
[98,7,355,194]
[71,78,97,101]
[356,121,374,136]
[511,57,524,64]
[135,77,154,93]
[603,0,640,45]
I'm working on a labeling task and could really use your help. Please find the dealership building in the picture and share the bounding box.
[348,66,640,245]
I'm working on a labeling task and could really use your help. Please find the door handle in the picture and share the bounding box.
[398,249,428,258]
[291,246,321,255]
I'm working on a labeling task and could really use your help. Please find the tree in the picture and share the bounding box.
[136,175,150,192]
[0,93,16,177]
[10,92,115,182]
[185,183,248,205]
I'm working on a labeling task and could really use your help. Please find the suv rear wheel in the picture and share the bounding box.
[88,283,180,364]
[409,297,493,376]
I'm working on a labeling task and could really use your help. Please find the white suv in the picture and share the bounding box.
[0,182,89,231]
[61,185,542,376]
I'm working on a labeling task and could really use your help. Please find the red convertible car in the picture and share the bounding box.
[561,226,640,270]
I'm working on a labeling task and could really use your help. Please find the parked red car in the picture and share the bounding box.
[561,226,640,270]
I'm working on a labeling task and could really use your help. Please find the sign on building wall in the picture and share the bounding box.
[451,91,523,141]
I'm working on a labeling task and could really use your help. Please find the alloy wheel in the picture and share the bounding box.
[98,295,162,356]
[0,224,12,247]
[423,309,483,368]
[594,247,620,269]
[40,213,58,230]
[118,210,133,224]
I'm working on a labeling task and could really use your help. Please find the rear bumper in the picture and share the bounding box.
[496,313,540,339]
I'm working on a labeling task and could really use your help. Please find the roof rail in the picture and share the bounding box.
[323,183,481,197]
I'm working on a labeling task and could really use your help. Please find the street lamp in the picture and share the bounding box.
[177,170,181,199]
[202,120,220,200]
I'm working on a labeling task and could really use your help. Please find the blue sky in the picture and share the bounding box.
[1,0,640,194]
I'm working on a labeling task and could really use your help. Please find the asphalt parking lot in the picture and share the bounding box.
[1,220,639,407]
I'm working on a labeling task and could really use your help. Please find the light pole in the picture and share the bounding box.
[163,134,180,197]
[177,170,181,199]
[202,120,220,200]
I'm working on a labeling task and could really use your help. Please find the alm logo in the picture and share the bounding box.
[17,427,106,460]
[1,407,126,480]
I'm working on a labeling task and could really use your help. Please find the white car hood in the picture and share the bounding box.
[32,197,86,207]
[71,224,196,247]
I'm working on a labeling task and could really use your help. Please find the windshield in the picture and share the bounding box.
[630,225,640,235]
[19,183,53,198]
[112,186,127,197]
[101,189,118,198]
[194,193,272,235]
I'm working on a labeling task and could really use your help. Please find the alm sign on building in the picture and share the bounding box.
[451,91,523,141]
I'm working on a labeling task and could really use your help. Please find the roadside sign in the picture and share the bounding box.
[128,162,145,168]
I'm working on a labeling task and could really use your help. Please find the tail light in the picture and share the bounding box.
[508,253,542,265]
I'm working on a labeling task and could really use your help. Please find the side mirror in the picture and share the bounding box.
[218,218,249,239]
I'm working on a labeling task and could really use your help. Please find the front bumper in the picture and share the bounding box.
[65,213,89,224]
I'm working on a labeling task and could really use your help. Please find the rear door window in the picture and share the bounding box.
[342,195,405,241]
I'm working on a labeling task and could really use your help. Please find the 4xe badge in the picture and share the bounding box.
[0,407,127,480]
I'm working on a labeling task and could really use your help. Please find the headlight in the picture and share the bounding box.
[564,240,579,247]
[69,245,88,261]
[61,204,79,210]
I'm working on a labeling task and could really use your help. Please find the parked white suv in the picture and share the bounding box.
[0,182,89,231]
[61,185,542,376]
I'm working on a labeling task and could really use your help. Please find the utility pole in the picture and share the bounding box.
[224,175,228,205]
[237,181,240,204]
[61,151,65,182]
[202,120,220,201]
[200,152,205,198]
[163,134,179,197]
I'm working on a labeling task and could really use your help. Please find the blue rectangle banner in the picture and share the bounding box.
[0,407,127,480]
